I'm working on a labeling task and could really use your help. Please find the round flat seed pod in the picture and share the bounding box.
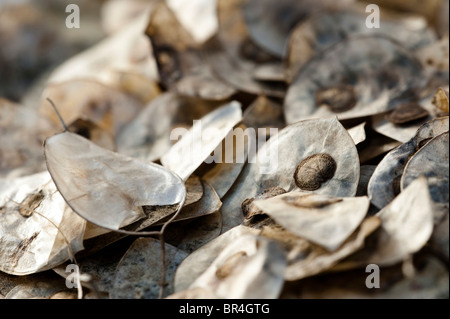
[0,172,86,275]
[220,117,359,232]
[284,35,424,124]
[44,131,186,235]
[286,9,436,82]
[188,234,286,299]
[368,116,449,209]
[253,192,370,252]
[401,131,449,203]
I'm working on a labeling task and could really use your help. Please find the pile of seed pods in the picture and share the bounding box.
[0,0,448,299]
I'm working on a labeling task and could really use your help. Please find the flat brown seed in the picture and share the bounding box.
[294,154,337,191]
[315,85,357,113]
[388,102,429,124]
[215,251,248,279]
[241,187,287,219]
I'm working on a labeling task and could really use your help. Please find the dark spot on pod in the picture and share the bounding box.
[241,187,286,219]
[294,153,337,191]
[388,102,429,125]
[315,85,357,113]
[215,251,248,279]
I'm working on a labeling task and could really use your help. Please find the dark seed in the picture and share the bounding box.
[294,153,337,191]
[19,190,44,217]
[241,187,287,219]
[388,102,429,125]
[315,85,357,113]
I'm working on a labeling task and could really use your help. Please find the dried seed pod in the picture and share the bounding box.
[188,234,286,299]
[253,191,370,251]
[432,87,449,113]
[293,153,337,191]
[160,101,242,181]
[117,92,225,162]
[0,172,86,275]
[346,177,434,268]
[241,187,287,220]
[284,35,424,124]
[401,131,449,203]
[174,225,259,292]
[368,116,449,209]
[387,102,429,124]
[287,9,436,82]
[221,117,359,232]
[315,85,357,113]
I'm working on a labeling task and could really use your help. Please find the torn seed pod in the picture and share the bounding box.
[188,234,286,299]
[401,131,449,204]
[253,191,370,252]
[284,35,424,124]
[286,9,436,82]
[160,101,242,182]
[0,172,86,275]
[220,117,359,232]
[368,116,449,209]
[44,131,186,234]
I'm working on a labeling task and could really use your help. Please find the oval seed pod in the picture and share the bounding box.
[253,191,370,252]
[284,35,424,124]
[188,234,286,299]
[44,131,186,235]
[0,172,86,275]
[220,117,359,232]
[286,9,436,82]
[368,116,449,209]
[401,131,449,203]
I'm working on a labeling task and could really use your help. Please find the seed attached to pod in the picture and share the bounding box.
[315,85,357,113]
[241,187,287,219]
[215,251,248,279]
[294,153,337,191]
[388,102,429,125]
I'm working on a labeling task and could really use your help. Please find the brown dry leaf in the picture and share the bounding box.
[44,131,186,233]
[284,35,425,124]
[261,216,381,281]
[401,131,449,203]
[146,1,235,100]
[161,101,242,181]
[368,116,449,209]
[220,117,360,232]
[253,192,370,252]
[188,234,286,298]
[111,237,187,299]
[0,171,86,275]
[174,225,259,292]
